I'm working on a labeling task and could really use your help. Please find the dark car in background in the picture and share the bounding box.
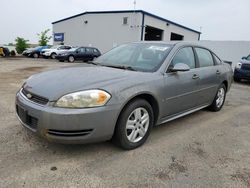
[22,46,49,58]
[234,54,250,82]
[55,47,101,62]
[0,46,10,57]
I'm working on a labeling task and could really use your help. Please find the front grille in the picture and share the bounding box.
[47,129,93,137]
[16,105,38,130]
[241,64,250,71]
[22,89,49,105]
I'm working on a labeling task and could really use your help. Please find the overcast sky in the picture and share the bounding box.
[1,0,250,44]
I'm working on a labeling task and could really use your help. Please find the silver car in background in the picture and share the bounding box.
[16,42,233,150]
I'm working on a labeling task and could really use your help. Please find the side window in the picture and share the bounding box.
[78,48,85,53]
[213,54,221,65]
[170,47,195,69]
[65,46,71,50]
[86,48,93,53]
[247,55,250,61]
[195,48,214,67]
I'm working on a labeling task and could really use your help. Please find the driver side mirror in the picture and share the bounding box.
[170,63,190,72]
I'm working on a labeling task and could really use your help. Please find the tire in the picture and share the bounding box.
[68,55,75,63]
[113,99,154,150]
[50,53,56,59]
[33,53,39,58]
[234,77,241,82]
[208,84,226,112]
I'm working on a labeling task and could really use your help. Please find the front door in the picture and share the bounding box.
[162,47,200,118]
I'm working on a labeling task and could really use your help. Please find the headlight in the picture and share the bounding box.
[235,62,242,69]
[55,90,111,108]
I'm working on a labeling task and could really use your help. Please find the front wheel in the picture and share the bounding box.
[113,99,154,150]
[208,84,226,112]
[68,55,75,63]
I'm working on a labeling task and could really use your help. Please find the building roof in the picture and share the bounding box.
[52,10,201,34]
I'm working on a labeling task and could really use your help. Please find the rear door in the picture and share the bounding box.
[194,47,221,106]
[162,46,200,117]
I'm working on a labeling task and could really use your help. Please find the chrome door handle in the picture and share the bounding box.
[192,74,199,79]
[216,70,221,75]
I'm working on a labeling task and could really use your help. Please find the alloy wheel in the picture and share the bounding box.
[126,107,149,143]
[216,88,225,108]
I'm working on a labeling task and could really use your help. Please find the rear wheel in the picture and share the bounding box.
[33,53,39,58]
[68,55,75,63]
[113,99,154,150]
[50,53,56,59]
[208,84,226,112]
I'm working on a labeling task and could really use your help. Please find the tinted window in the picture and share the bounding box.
[247,55,250,60]
[86,48,93,53]
[93,49,99,53]
[195,48,214,67]
[77,48,85,53]
[65,46,71,50]
[170,47,195,69]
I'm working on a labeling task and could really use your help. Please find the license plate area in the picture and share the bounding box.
[16,105,38,130]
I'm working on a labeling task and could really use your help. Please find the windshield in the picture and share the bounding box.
[95,43,173,72]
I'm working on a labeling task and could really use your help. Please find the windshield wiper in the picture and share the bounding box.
[103,64,137,71]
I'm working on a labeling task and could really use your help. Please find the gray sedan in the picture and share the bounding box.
[16,42,233,150]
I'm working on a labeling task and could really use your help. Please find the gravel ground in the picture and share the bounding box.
[0,58,250,188]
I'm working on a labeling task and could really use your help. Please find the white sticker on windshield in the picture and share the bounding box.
[148,46,169,51]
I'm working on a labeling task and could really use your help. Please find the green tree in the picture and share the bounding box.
[15,37,29,54]
[37,29,52,46]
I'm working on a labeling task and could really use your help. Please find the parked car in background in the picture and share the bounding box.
[234,54,250,82]
[55,47,101,62]
[0,46,10,57]
[22,46,49,58]
[40,45,72,59]
[16,42,233,150]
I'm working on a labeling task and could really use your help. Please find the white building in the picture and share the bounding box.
[52,10,201,53]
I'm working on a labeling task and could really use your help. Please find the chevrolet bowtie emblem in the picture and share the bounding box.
[26,93,32,99]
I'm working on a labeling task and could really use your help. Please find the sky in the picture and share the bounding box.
[1,0,250,44]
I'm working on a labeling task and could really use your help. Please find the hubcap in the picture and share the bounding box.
[126,107,149,143]
[216,88,225,108]
[69,56,74,62]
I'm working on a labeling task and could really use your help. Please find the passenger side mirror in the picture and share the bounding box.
[242,56,247,60]
[170,63,190,72]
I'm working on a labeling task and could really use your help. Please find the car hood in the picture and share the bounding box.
[23,65,140,101]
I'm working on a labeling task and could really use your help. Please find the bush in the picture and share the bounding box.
[37,29,52,46]
[15,37,29,54]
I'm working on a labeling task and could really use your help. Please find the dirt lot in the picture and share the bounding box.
[0,58,249,188]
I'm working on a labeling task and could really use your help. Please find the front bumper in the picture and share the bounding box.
[234,68,250,80]
[15,90,120,144]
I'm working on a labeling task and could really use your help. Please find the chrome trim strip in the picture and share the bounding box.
[158,104,209,125]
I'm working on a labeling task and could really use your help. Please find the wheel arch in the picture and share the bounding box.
[222,80,228,92]
[115,92,160,128]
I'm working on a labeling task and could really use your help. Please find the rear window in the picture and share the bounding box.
[195,48,214,67]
